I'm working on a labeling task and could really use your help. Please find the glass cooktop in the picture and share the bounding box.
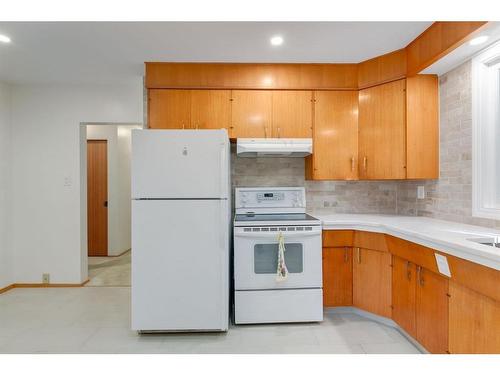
[234,213,319,223]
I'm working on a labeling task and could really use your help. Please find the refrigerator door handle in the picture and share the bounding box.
[220,142,226,199]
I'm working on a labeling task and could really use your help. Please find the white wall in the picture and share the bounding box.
[0,82,12,289]
[11,82,143,284]
[86,124,136,256]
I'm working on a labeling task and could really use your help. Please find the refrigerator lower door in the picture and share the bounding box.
[131,199,229,331]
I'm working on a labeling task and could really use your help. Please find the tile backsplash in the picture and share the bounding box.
[231,146,398,214]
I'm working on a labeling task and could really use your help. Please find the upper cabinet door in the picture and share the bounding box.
[271,91,313,138]
[191,90,231,131]
[312,91,358,180]
[148,89,191,129]
[231,90,272,138]
[358,79,406,179]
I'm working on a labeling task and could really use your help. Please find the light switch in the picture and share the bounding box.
[417,186,425,199]
[64,176,72,187]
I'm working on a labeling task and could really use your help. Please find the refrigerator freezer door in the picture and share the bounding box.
[132,129,229,199]
[131,199,229,331]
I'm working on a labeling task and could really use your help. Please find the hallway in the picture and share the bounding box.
[87,251,131,287]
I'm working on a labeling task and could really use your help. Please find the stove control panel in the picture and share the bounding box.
[235,187,306,213]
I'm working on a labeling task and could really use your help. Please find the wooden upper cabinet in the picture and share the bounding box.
[148,89,191,129]
[271,91,313,138]
[358,79,406,179]
[190,90,231,131]
[309,91,358,180]
[406,75,439,179]
[416,267,449,354]
[231,90,272,138]
[353,247,392,318]
[392,256,417,338]
[323,247,353,307]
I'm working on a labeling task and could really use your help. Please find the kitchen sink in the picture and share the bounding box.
[467,237,500,248]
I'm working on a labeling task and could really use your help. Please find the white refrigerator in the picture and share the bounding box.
[131,129,230,332]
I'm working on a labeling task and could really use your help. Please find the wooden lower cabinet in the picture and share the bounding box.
[323,230,499,353]
[392,256,416,337]
[449,281,500,353]
[353,247,392,318]
[415,266,449,354]
[322,247,353,307]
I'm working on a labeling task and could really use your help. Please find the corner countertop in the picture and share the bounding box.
[308,212,500,271]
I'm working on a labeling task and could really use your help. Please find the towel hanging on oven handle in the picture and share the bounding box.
[276,232,289,282]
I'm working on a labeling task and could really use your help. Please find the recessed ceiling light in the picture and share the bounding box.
[270,35,284,46]
[469,35,489,46]
[0,34,11,44]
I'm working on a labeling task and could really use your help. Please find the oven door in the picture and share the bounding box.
[234,226,322,290]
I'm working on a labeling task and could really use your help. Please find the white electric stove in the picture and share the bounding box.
[233,187,323,324]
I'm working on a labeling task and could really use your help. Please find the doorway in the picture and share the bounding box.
[84,123,141,286]
[87,139,108,256]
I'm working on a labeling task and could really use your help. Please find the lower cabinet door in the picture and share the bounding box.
[353,248,392,318]
[392,256,417,337]
[416,267,449,353]
[322,247,353,307]
[449,281,500,354]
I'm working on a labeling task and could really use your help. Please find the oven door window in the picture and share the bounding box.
[254,243,303,274]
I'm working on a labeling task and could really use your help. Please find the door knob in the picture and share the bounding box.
[104,201,108,208]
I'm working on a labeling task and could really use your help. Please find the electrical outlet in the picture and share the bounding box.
[42,273,50,284]
[417,186,425,200]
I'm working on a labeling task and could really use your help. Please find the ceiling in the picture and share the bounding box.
[0,22,432,85]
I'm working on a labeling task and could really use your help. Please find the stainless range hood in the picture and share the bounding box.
[236,138,313,157]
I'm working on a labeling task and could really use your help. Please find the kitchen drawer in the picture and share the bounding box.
[353,231,388,252]
[322,230,354,247]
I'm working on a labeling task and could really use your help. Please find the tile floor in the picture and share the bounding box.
[0,287,421,354]
[87,251,131,286]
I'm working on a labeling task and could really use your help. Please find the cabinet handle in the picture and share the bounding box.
[417,266,424,286]
[196,123,199,130]
[356,247,361,264]
[264,126,268,138]
[363,156,367,171]
[278,127,281,138]
[406,261,412,281]
[351,156,355,172]
[344,247,349,263]
[182,123,185,130]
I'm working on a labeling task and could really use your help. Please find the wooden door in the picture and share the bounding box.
[416,266,449,353]
[353,247,392,318]
[312,91,358,180]
[191,90,231,131]
[148,89,191,129]
[323,247,353,307]
[87,140,108,256]
[231,90,272,138]
[449,281,500,354]
[271,91,313,138]
[358,79,406,179]
[392,256,417,337]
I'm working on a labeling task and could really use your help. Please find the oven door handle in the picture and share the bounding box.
[234,231,320,239]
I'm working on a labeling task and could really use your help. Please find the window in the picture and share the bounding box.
[472,41,500,219]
